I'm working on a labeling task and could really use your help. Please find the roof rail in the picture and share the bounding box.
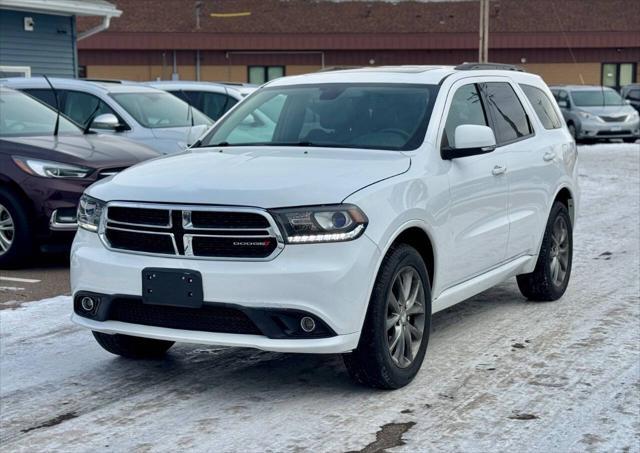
[455,62,525,72]
[81,78,125,84]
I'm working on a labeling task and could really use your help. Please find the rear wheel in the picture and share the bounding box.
[517,202,573,301]
[343,244,431,389]
[0,188,33,269]
[93,332,174,359]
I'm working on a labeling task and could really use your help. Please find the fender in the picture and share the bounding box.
[354,219,439,334]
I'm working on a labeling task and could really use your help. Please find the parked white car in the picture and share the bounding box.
[2,78,212,154]
[71,64,579,388]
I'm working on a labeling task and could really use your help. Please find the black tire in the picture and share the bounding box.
[93,331,174,359]
[517,201,573,301]
[567,123,578,141]
[343,244,431,389]
[623,137,638,143]
[0,187,34,269]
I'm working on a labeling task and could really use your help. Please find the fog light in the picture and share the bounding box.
[81,296,95,312]
[300,316,316,333]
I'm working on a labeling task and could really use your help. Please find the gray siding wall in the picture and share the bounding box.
[0,9,77,78]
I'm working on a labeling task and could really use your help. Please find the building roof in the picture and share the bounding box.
[78,0,637,34]
[0,0,121,17]
[76,0,640,52]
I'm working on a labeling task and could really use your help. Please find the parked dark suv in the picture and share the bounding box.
[0,87,160,268]
[621,84,640,113]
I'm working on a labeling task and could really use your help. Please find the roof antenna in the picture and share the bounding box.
[43,75,60,137]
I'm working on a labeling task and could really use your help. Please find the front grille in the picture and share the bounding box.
[599,115,627,123]
[190,211,269,229]
[108,298,262,335]
[109,206,170,226]
[106,228,175,254]
[97,167,127,179]
[102,204,281,260]
[191,236,277,258]
[597,130,631,136]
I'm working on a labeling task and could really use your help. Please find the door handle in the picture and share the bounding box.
[543,151,556,161]
[492,165,507,176]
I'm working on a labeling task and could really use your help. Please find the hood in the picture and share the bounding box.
[577,105,636,117]
[150,125,210,151]
[1,134,160,169]
[87,146,411,208]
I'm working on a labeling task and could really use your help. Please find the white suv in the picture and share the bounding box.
[71,64,579,389]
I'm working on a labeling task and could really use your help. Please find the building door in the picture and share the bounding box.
[602,63,637,91]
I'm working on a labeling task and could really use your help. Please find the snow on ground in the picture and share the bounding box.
[1,143,639,453]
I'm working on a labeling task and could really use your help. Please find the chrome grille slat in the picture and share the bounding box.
[100,202,284,261]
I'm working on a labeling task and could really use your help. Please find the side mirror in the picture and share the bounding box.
[625,99,632,105]
[91,113,121,130]
[442,124,497,160]
[240,113,264,128]
[557,100,568,108]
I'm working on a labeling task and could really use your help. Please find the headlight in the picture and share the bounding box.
[577,111,595,120]
[628,111,639,121]
[12,157,92,179]
[77,194,105,232]
[271,204,368,244]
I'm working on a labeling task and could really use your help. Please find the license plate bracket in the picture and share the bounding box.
[142,268,203,308]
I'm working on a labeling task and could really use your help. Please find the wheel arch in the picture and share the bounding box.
[376,221,436,290]
[553,186,575,226]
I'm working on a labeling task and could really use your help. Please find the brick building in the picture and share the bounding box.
[77,0,639,89]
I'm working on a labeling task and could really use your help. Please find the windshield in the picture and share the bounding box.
[199,83,438,151]
[571,89,625,107]
[111,91,212,128]
[0,91,81,137]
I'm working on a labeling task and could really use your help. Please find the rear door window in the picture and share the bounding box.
[519,84,562,129]
[481,82,533,145]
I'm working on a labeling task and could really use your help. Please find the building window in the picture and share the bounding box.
[0,65,31,77]
[248,66,284,84]
[78,65,87,78]
[602,63,637,91]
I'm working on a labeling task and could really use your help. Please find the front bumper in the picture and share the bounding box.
[577,117,640,139]
[70,229,381,353]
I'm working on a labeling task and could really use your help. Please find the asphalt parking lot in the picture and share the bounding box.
[1,143,639,452]
[0,254,70,307]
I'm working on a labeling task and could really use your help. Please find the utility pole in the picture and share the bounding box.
[478,0,490,63]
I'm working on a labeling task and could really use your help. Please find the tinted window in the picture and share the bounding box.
[111,92,212,128]
[170,90,237,121]
[571,89,625,107]
[63,91,118,127]
[626,89,640,101]
[442,83,487,148]
[520,84,562,129]
[23,89,59,110]
[0,90,80,136]
[482,82,532,144]
[201,84,438,151]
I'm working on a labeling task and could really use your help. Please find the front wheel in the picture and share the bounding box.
[93,332,174,359]
[343,244,431,389]
[623,137,638,143]
[517,201,573,301]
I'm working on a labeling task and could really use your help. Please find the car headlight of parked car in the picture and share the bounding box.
[628,111,639,121]
[576,111,600,121]
[77,194,105,232]
[12,156,92,179]
[271,204,368,243]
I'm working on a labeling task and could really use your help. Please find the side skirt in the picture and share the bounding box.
[432,255,534,313]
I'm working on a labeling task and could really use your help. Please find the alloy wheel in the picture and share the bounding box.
[386,266,426,368]
[0,203,15,255]
[549,215,569,287]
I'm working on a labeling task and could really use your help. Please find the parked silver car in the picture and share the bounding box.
[550,85,639,143]
[145,81,256,121]
[2,78,213,154]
